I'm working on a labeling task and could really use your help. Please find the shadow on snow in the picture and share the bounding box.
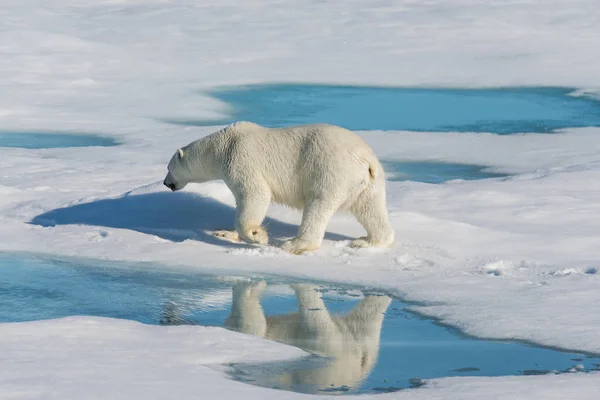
[29,191,351,247]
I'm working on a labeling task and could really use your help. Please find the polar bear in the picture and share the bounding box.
[163,121,394,254]
[224,281,391,392]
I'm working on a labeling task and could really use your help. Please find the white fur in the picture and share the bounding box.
[164,121,395,254]
[224,281,391,391]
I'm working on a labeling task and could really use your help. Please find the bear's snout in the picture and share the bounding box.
[163,179,177,192]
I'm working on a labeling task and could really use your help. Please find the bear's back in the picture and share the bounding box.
[221,122,379,209]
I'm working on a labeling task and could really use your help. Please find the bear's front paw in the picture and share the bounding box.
[241,226,269,245]
[281,238,319,255]
[350,237,371,248]
[213,230,241,243]
[233,280,267,297]
[248,280,267,296]
[290,283,318,292]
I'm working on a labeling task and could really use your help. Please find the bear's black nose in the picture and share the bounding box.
[163,180,176,191]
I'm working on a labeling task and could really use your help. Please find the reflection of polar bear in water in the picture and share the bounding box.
[224,281,391,391]
[163,121,395,254]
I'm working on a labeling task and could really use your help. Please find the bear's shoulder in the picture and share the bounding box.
[226,121,263,132]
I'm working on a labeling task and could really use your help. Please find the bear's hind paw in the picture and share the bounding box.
[281,238,319,255]
[350,236,394,249]
[350,237,371,248]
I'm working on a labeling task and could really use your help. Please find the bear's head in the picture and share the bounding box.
[163,148,191,192]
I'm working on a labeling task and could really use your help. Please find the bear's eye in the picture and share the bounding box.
[251,230,258,235]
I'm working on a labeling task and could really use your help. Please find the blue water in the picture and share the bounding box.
[164,84,600,134]
[0,131,118,149]
[382,160,508,183]
[1,254,597,395]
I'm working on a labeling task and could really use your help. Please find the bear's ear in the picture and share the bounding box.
[177,148,185,159]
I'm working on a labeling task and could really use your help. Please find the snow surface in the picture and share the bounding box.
[1,0,600,398]
[2,317,599,400]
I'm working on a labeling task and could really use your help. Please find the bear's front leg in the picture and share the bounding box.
[224,280,268,337]
[234,191,271,246]
[240,226,269,245]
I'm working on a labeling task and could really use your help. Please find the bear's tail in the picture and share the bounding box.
[365,153,381,181]
[368,163,377,180]
[353,147,382,182]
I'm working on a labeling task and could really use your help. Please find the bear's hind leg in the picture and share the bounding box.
[292,284,338,335]
[281,197,339,254]
[350,188,394,249]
